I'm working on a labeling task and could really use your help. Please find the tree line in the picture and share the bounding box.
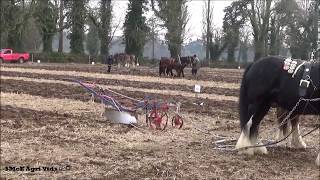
[0,0,319,62]
[203,0,319,62]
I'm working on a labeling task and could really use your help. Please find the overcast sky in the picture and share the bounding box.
[112,0,234,41]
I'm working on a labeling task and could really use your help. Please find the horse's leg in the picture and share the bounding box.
[276,107,290,147]
[176,69,181,77]
[235,103,257,155]
[290,115,306,148]
[236,101,271,155]
[169,68,173,77]
[250,102,271,154]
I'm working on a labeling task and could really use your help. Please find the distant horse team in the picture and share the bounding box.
[113,53,138,68]
[107,53,200,77]
[159,55,200,77]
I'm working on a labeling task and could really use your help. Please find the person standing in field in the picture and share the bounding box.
[106,54,113,73]
[192,54,200,76]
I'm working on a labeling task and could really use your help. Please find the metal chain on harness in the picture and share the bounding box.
[278,97,320,128]
[211,97,320,151]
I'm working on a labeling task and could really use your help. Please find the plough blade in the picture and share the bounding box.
[104,109,137,125]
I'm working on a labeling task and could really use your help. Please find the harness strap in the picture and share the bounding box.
[292,61,305,78]
[299,62,312,97]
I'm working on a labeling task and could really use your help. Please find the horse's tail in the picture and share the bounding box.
[239,63,253,129]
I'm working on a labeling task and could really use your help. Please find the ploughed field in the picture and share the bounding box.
[0,63,319,179]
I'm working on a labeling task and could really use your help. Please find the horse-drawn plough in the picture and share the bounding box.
[74,79,184,130]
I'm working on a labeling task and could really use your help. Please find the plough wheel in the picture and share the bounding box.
[148,111,168,130]
[172,115,183,129]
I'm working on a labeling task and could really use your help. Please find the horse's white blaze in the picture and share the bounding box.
[316,153,320,166]
[291,124,307,148]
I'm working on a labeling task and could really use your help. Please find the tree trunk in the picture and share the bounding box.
[42,34,53,53]
[205,0,211,61]
[70,0,85,54]
[100,39,108,56]
[254,38,264,61]
[99,0,112,56]
[237,44,241,63]
[227,46,235,62]
[58,0,64,53]
[152,33,155,61]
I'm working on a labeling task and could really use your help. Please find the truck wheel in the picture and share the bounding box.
[18,58,24,63]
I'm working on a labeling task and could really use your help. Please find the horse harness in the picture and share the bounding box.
[283,58,314,97]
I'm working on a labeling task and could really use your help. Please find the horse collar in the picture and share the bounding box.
[283,58,314,97]
[299,61,312,97]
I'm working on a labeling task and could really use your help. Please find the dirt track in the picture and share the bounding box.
[0,63,319,179]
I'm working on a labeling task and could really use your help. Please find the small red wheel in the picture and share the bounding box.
[172,114,183,129]
[146,110,157,127]
[159,112,168,130]
[149,112,168,130]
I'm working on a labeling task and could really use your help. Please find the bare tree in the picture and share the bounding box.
[151,0,189,58]
[239,25,252,63]
[89,0,113,55]
[202,0,214,61]
[58,0,65,53]
[147,17,161,61]
[210,28,227,61]
[245,0,272,61]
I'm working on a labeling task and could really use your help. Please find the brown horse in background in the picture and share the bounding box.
[159,56,193,77]
[114,53,137,68]
[159,57,174,76]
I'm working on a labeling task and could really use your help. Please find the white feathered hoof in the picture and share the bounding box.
[235,131,255,155]
[291,136,307,149]
[316,153,320,167]
[253,146,268,155]
[235,131,268,155]
[276,129,290,147]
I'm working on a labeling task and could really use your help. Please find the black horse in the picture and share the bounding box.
[235,56,319,164]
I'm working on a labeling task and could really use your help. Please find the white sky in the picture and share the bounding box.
[112,0,234,41]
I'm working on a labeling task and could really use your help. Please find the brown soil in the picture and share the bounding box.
[0,79,238,120]
[1,63,319,179]
[2,63,243,83]
[1,71,239,96]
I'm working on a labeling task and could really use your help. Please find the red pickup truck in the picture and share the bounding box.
[0,48,30,63]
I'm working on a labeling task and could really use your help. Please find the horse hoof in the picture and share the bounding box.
[254,146,268,154]
[291,137,307,149]
[237,148,255,156]
[316,153,320,167]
